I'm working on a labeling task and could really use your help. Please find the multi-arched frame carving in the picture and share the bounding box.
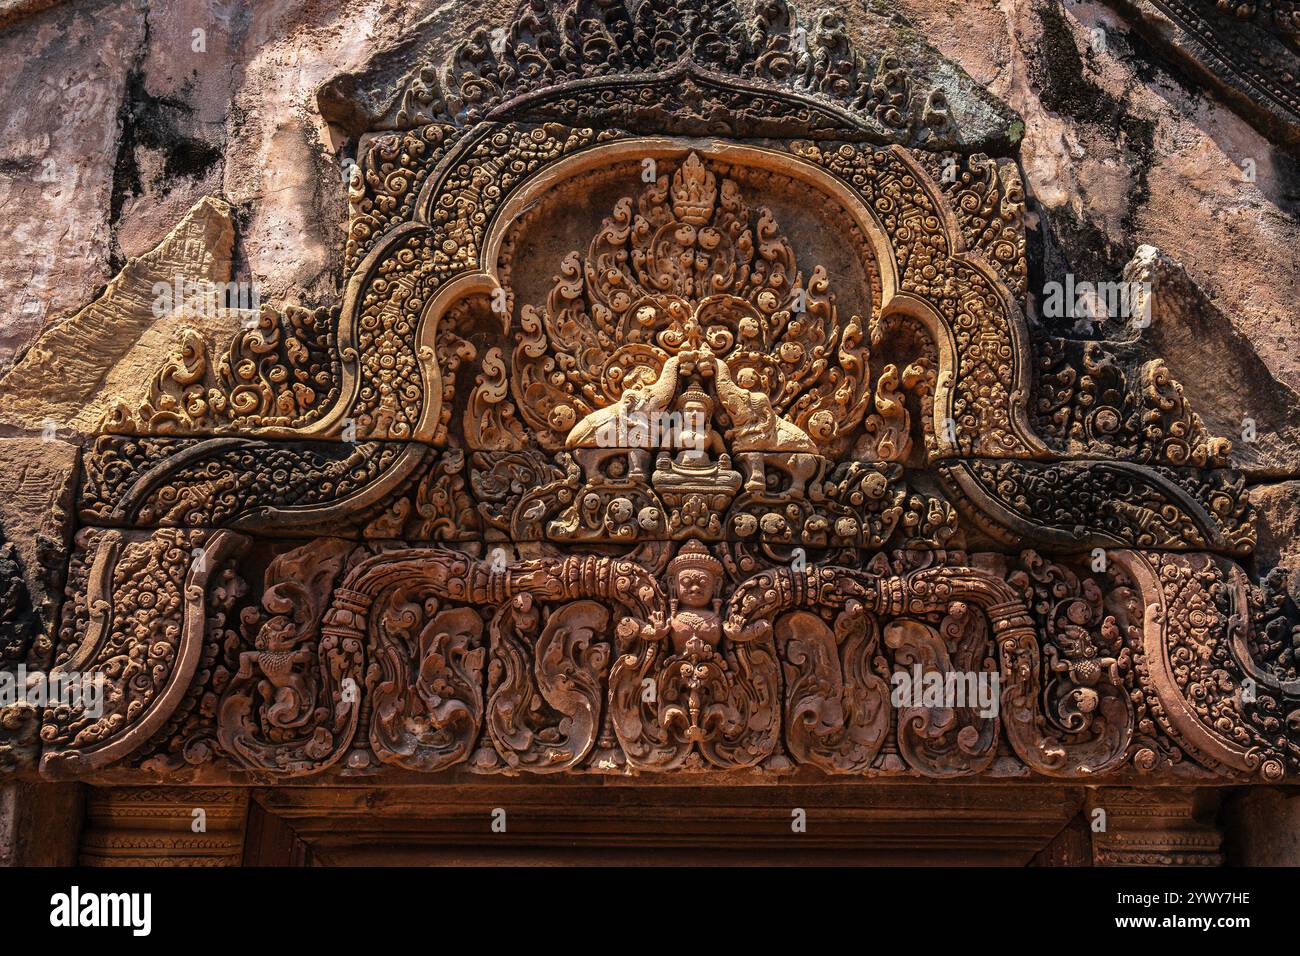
[5,0,1293,788]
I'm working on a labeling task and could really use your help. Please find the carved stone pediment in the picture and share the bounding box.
[319,0,1019,150]
[4,0,1298,792]
[1105,0,1300,148]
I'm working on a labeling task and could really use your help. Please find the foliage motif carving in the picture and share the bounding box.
[383,0,979,146]
[6,0,1288,795]
[102,305,339,437]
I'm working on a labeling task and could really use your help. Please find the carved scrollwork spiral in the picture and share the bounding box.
[482,597,610,773]
[885,609,998,777]
[776,604,890,773]
[368,597,485,772]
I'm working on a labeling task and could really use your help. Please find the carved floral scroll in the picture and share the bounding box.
[4,0,1294,790]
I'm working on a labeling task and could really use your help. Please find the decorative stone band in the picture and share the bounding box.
[37,529,248,780]
[74,438,1254,570]
[985,601,1038,633]
[12,534,1298,784]
[1085,788,1224,867]
[77,436,428,532]
[78,787,249,867]
[939,459,1255,557]
[1104,0,1300,149]
[1112,550,1288,783]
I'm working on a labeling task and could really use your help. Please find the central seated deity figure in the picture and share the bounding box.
[509,150,873,545]
[565,348,815,455]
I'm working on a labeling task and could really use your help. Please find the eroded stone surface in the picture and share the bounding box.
[1250,479,1300,597]
[1124,245,1300,477]
[0,0,147,372]
[0,196,236,434]
[897,0,1300,464]
[0,437,76,637]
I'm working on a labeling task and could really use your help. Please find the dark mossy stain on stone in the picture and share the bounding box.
[228,201,257,294]
[1026,194,1141,337]
[113,71,222,193]
[1030,0,1120,126]
[0,527,38,665]
[1274,148,1300,213]
[1112,25,1205,104]
[1117,113,1156,236]
[1021,0,1159,333]
[109,63,222,269]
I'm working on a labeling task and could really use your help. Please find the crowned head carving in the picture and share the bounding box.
[676,381,713,416]
[668,539,724,610]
